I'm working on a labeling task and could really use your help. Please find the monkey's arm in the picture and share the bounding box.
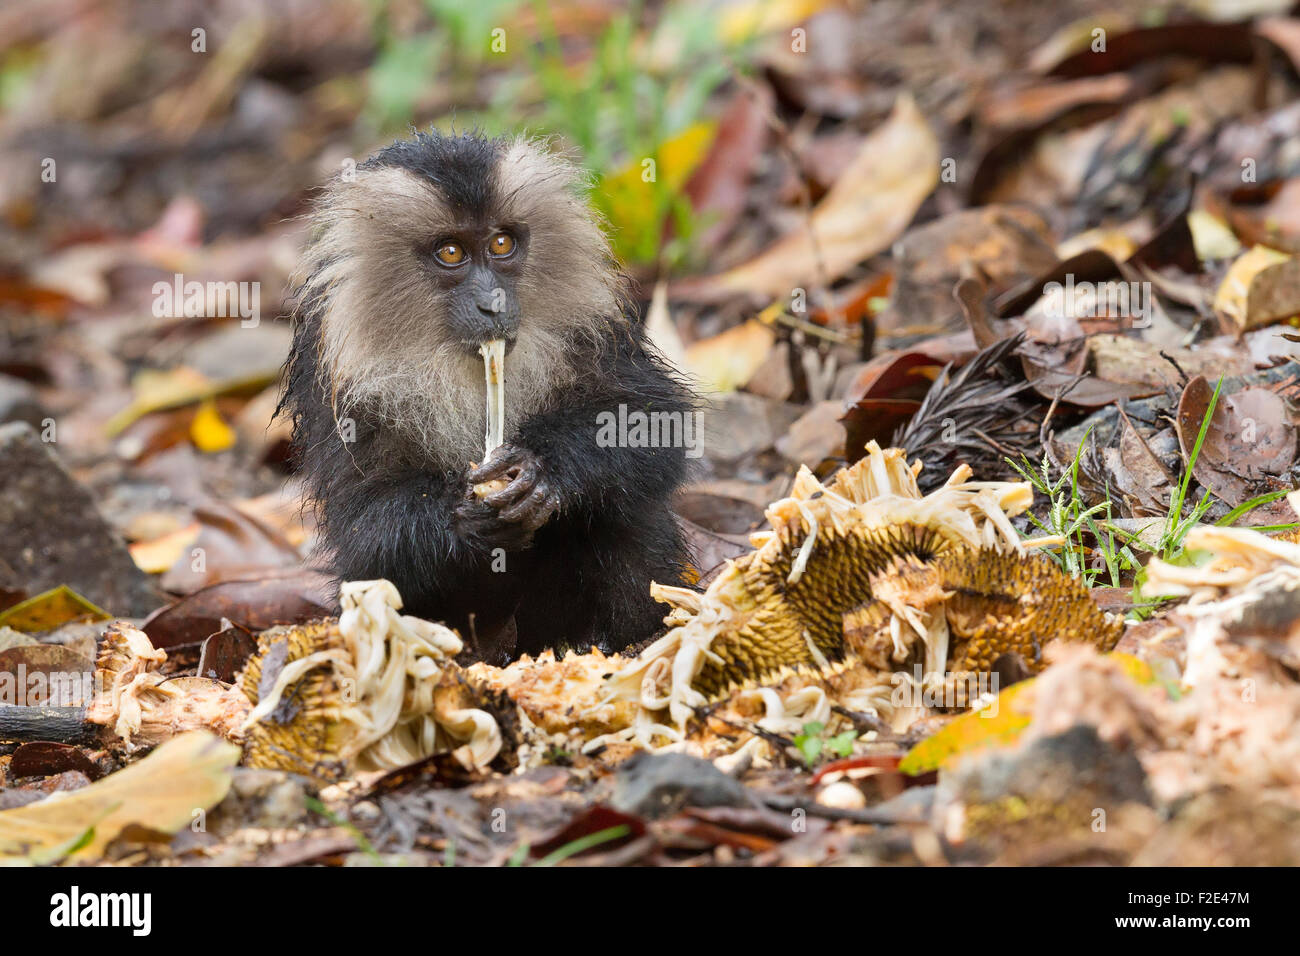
[316,462,531,659]
[282,308,530,564]
[469,333,693,526]
[321,468,534,586]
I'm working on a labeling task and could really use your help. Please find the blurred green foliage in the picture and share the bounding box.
[365,0,758,269]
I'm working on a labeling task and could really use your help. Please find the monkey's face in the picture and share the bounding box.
[297,132,625,466]
[421,221,530,353]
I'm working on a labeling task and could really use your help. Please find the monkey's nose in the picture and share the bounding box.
[476,301,518,340]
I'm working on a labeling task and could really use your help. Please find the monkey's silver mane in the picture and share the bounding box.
[292,135,625,469]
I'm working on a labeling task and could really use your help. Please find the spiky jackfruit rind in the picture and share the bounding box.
[698,545,1121,706]
[689,522,956,700]
[936,548,1123,674]
[237,620,350,779]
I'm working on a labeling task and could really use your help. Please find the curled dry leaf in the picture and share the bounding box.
[1176,375,1297,510]
[1103,409,1175,515]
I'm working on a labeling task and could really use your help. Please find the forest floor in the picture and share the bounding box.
[1,0,1300,867]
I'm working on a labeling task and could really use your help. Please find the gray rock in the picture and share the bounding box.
[0,422,161,616]
[0,376,46,430]
[938,724,1152,811]
[609,752,757,819]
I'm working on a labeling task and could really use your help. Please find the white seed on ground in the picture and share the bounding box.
[816,780,867,810]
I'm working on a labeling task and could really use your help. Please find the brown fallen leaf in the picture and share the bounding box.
[883,205,1057,336]
[672,94,938,302]
[9,742,102,781]
[1214,178,1300,255]
[675,492,766,537]
[774,400,844,466]
[676,517,751,587]
[159,502,303,594]
[0,645,94,706]
[680,82,772,249]
[840,350,943,461]
[142,570,333,649]
[196,621,258,683]
[529,804,646,863]
[1177,375,1298,511]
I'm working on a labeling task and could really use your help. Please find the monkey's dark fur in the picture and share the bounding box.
[281,131,695,664]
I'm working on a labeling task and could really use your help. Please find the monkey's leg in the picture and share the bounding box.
[320,470,535,661]
[513,508,689,655]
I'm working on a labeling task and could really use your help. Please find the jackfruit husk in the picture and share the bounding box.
[588,441,1120,750]
[1145,522,1300,689]
[84,444,1126,768]
[84,622,249,751]
[1145,524,1300,599]
[237,580,502,777]
[1021,533,1300,806]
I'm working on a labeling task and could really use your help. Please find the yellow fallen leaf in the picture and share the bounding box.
[0,731,240,862]
[898,653,1156,775]
[684,318,776,392]
[898,681,1036,776]
[1055,227,1137,262]
[597,120,716,263]
[718,0,832,41]
[690,94,938,300]
[1187,209,1242,262]
[0,585,109,633]
[1213,244,1300,333]
[190,398,237,453]
[105,365,275,437]
[129,521,202,574]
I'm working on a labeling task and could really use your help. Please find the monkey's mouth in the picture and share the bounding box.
[461,336,516,356]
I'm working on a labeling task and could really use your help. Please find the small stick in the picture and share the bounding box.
[0,705,98,745]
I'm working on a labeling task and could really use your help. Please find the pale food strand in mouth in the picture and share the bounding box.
[473,339,509,499]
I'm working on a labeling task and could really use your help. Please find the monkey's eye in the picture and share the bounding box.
[488,232,516,258]
[434,242,466,266]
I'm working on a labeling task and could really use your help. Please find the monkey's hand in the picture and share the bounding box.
[453,495,540,552]
[467,444,561,537]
